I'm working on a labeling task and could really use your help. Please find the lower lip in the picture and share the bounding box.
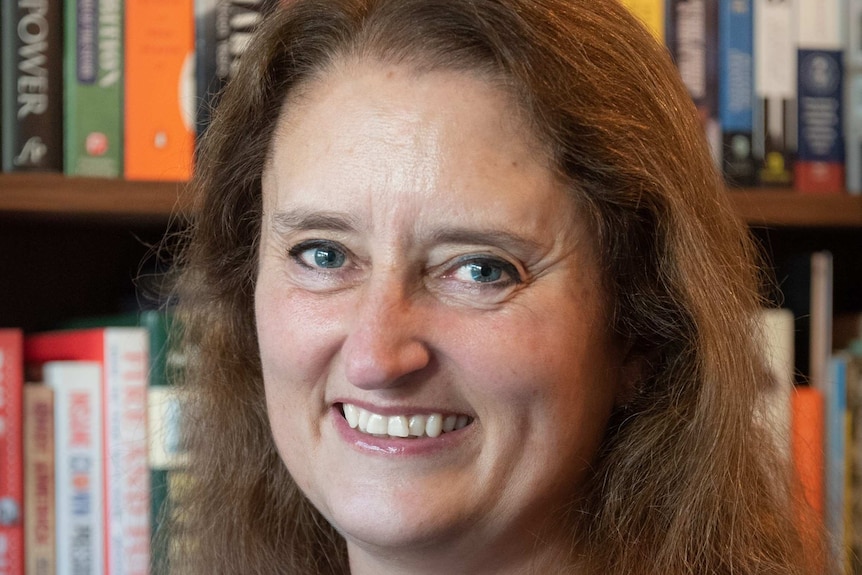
[330,406,472,456]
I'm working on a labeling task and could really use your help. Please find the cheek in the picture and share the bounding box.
[255,277,343,383]
[458,304,620,439]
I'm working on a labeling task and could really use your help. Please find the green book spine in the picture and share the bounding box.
[64,0,123,177]
[1,0,64,172]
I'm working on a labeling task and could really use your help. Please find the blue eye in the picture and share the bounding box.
[452,258,520,286]
[467,262,503,283]
[289,241,347,269]
[312,247,345,268]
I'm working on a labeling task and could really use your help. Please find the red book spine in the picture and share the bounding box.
[0,329,25,575]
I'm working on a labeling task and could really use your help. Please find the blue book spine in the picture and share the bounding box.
[795,48,845,192]
[719,0,756,185]
[826,354,849,568]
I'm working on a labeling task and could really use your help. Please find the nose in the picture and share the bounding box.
[341,277,432,390]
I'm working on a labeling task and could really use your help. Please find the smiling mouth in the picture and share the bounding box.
[339,403,473,439]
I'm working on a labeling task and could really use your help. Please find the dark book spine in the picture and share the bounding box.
[194,0,276,139]
[1,0,63,172]
[666,0,722,166]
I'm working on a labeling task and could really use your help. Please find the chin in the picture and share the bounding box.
[320,487,474,552]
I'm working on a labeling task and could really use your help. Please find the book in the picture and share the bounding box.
[845,0,862,195]
[793,385,825,523]
[618,0,666,42]
[845,346,862,573]
[63,0,124,178]
[755,308,795,458]
[25,328,150,575]
[140,312,186,571]
[718,0,756,186]
[753,0,797,187]
[23,383,55,575]
[0,0,64,172]
[194,0,275,137]
[666,0,721,165]
[124,0,195,181]
[824,354,850,571]
[809,251,834,392]
[0,330,24,575]
[794,0,844,194]
[44,361,104,575]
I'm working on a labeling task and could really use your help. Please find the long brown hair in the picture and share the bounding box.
[167,1,826,573]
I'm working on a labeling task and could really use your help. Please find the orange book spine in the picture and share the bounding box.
[793,386,826,522]
[124,0,194,181]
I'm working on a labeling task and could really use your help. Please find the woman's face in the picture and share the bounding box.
[256,61,635,570]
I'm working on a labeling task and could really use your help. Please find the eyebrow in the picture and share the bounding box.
[271,209,360,234]
[427,227,542,254]
[269,208,543,253]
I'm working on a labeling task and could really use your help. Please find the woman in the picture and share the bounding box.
[167,0,825,573]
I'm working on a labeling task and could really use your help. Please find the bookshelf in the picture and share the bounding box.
[2,174,862,225]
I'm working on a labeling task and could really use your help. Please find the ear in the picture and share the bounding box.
[614,342,648,408]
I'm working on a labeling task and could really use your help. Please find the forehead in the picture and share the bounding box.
[264,59,559,203]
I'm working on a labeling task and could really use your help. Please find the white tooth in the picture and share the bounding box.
[408,415,427,437]
[388,416,409,438]
[442,415,457,433]
[426,414,443,438]
[358,408,371,432]
[344,404,359,428]
[366,413,388,435]
[455,415,469,430]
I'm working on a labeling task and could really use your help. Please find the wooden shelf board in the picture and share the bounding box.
[2,175,862,227]
[0,173,190,217]
[728,190,862,227]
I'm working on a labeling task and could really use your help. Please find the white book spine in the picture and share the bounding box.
[755,308,796,459]
[46,361,104,575]
[102,330,150,575]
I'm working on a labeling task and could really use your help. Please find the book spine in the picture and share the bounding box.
[667,0,721,165]
[809,251,834,392]
[124,0,194,181]
[194,0,269,137]
[23,384,55,575]
[0,0,64,172]
[794,0,844,193]
[795,49,845,193]
[753,0,797,186]
[846,353,862,572]
[718,0,756,186]
[47,361,104,575]
[618,0,666,42]
[792,385,825,522]
[139,311,184,569]
[0,331,24,575]
[755,308,795,458]
[846,0,862,195]
[193,0,220,138]
[64,0,124,178]
[103,330,150,575]
[825,354,849,570]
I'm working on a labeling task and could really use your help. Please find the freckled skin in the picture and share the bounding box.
[255,61,636,575]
